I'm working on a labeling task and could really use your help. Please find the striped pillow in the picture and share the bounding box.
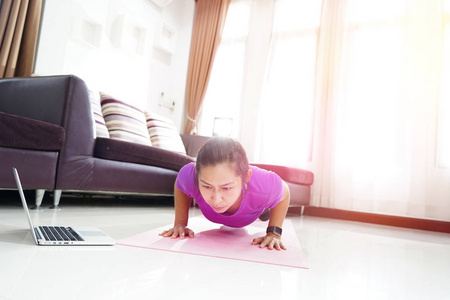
[89,90,110,138]
[100,92,151,146]
[145,112,186,154]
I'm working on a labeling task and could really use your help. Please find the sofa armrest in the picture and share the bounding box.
[251,163,314,186]
[180,134,211,157]
[0,76,69,125]
[0,75,95,157]
[0,111,65,151]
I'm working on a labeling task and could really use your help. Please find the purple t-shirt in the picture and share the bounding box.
[176,162,284,228]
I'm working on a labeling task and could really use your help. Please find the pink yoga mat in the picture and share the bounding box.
[117,216,308,269]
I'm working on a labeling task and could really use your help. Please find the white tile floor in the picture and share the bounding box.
[0,195,449,300]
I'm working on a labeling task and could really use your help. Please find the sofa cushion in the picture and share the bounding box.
[0,111,65,151]
[145,112,186,155]
[89,90,110,138]
[251,163,314,186]
[100,92,151,146]
[94,137,195,171]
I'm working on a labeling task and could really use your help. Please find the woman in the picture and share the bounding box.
[160,137,290,250]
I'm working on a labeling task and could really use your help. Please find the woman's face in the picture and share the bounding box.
[197,163,245,214]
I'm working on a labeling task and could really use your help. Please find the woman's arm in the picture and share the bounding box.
[159,183,195,239]
[268,180,290,228]
[252,180,290,250]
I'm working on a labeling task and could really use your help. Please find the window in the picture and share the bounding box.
[199,1,250,138]
[200,0,322,168]
[335,0,407,172]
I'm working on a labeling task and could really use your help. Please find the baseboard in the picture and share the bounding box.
[303,206,450,234]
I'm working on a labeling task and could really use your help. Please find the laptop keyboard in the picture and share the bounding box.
[38,226,84,242]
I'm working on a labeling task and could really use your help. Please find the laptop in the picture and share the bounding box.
[13,168,115,246]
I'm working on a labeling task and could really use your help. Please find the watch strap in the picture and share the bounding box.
[266,226,282,237]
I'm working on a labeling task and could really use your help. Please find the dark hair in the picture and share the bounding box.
[196,137,249,182]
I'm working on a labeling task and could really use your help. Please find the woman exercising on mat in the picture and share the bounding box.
[160,137,290,250]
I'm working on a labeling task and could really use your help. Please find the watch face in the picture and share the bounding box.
[273,227,282,236]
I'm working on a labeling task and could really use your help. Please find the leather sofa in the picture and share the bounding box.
[0,75,194,209]
[0,75,313,212]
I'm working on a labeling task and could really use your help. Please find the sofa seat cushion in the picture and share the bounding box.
[94,137,195,172]
[0,111,65,151]
[251,163,314,186]
[0,147,58,189]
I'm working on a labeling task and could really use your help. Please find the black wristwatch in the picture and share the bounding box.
[266,226,282,237]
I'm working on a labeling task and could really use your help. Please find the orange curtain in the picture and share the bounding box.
[0,0,43,78]
[183,0,231,134]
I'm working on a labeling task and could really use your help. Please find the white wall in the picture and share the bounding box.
[34,0,195,130]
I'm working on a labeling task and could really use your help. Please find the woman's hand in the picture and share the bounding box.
[159,224,195,239]
[252,233,286,251]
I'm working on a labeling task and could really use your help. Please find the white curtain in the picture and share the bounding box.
[201,0,450,221]
[313,0,450,221]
